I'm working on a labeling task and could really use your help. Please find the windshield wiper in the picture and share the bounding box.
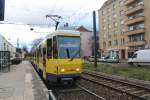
[66,48,70,58]
[70,49,80,61]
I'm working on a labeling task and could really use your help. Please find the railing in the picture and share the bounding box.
[126,40,146,46]
[126,4,144,15]
[125,0,135,6]
[0,51,10,72]
[126,16,145,25]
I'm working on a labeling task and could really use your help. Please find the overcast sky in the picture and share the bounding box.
[0,0,106,49]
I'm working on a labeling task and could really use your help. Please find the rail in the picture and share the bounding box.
[81,70,150,100]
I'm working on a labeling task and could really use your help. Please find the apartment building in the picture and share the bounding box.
[125,0,150,58]
[99,0,150,59]
[98,0,127,59]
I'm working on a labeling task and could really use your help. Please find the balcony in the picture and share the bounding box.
[126,16,145,25]
[125,0,135,6]
[127,40,146,47]
[126,28,145,36]
[126,5,144,15]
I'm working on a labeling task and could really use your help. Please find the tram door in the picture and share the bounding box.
[52,36,58,74]
[42,46,47,79]
[42,47,46,67]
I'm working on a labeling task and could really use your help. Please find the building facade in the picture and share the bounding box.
[0,34,16,58]
[77,26,93,57]
[125,0,150,58]
[98,0,150,59]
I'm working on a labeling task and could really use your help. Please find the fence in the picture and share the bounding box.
[0,51,10,72]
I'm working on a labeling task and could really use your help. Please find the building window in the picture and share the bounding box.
[103,42,106,48]
[108,41,112,46]
[114,40,118,46]
[138,22,145,29]
[119,1,124,6]
[128,0,144,10]
[128,26,134,31]
[138,0,144,5]
[103,19,106,22]
[121,38,125,45]
[138,11,144,16]
[114,22,118,27]
[4,43,6,50]
[128,11,144,20]
[108,8,111,12]
[113,4,116,9]
[108,34,112,39]
[113,14,117,18]
[128,22,145,31]
[129,34,145,42]
[109,24,112,29]
[128,16,134,20]
[120,10,124,16]
[102,11,105,15]
[120,20,124,25]
[103,26,106,30]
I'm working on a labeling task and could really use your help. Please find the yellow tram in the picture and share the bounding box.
[32,30,82,82]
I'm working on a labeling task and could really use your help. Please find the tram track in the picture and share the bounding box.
[49,84,105,100]
[79,70,150,100]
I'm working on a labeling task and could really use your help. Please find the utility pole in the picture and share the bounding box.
[93,11,97,67]
[46,15,61,30]
[0,0,5,21]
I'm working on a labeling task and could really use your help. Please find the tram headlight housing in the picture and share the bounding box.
[76,68,80,71]
[61,69,65,72]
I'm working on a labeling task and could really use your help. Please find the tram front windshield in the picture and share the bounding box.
[58,36,80,59]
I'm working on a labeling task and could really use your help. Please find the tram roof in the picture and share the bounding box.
[46,30,80,38]
[54,30,80,35]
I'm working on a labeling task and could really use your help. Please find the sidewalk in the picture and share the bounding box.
[0,61,48,100]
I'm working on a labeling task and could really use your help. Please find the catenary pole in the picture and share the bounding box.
[93,11,97,67]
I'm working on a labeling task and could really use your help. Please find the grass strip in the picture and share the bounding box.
[84,63,150,81]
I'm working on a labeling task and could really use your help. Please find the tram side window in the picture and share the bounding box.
[47,39,52,58]
[53,36,58,58]
[39,46,42,59]
[37,48,39,63]
[43,48,46,57]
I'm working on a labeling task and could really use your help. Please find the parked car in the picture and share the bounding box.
[98,57,106,62]
[99,56,120,63]
[11,57,22,64]
[128,49,150,66]
[105,57,120,63]
[88,56,95,62]
[88,56,119,63]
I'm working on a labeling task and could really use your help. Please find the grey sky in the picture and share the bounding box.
[0,0,107,48]
[5,0,106,27]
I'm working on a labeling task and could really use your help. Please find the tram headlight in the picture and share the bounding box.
[76,68,80,71]
[61,69,65,72]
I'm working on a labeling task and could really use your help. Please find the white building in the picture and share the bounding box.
[0,34,16,58]
[77,26,93,57]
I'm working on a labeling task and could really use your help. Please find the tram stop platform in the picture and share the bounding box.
[0,61,49,100]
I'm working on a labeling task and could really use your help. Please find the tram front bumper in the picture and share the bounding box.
[46,73,81,81]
